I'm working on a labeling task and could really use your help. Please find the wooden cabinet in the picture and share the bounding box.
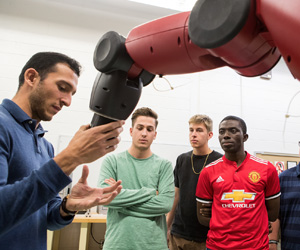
[47,215,107,250]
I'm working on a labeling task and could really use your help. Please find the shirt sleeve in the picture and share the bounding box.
[265,162,281,200]
[196,168,213,203]
[173,156,180,188]
[120,161,175,218]
[0,159,72,235]
[97,156,157,209]
[47,194,74,230]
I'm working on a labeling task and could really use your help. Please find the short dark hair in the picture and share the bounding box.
[18,52,82,89]
[131,107,158,128]
[220,115,247,134]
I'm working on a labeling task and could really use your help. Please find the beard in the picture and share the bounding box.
[28,81,53,122]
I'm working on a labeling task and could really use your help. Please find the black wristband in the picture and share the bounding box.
[269,240,278,245]
[61,195,77,216]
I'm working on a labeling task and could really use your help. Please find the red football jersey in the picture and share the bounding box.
[196,152,280,250]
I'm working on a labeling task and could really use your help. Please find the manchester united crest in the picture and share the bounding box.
[248,171,261,183]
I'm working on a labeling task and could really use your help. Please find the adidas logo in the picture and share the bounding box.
[216,176,224,183]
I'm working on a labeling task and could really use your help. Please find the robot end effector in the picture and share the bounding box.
[89,31,155,127]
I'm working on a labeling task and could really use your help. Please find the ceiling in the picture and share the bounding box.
[1,0,181,22]
[0,0,184,33]
[45,0,182,14]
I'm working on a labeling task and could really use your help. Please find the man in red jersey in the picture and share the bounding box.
[196,115,280,250]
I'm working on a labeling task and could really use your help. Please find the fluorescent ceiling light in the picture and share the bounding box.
[129,0,196,12]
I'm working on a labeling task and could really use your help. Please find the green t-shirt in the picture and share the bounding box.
[98,151,175,250]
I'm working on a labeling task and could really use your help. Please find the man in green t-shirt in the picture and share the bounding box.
[98,107,175,250]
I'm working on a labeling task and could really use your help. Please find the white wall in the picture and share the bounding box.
[1,0,300,187]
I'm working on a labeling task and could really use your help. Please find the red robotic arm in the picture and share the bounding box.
[90,0,300,126]
[125,0,300,79]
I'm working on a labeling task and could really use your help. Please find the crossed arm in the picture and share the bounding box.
[98,158,175,218]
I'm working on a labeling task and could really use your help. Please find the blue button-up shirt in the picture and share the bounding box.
[0,99,72,250]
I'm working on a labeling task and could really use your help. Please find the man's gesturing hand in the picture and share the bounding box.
[62,165,122,215]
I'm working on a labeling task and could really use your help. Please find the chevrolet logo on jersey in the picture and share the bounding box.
[221,190,256,202]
